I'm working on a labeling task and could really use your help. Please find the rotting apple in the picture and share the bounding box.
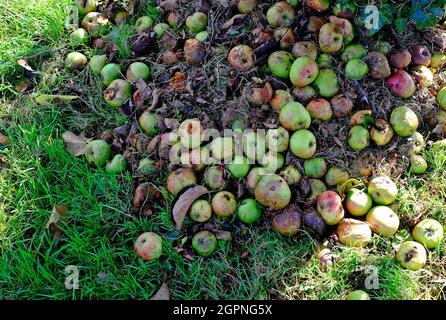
[366,206,399,238]
[166,168,197,196]
[328,16,354,44]
[270,89,295,113]
[337,219,372,247]
[304,157,327,178]
[279,102,311,131]
[134,232,162,261]
[246,167,269,194]
[114,11,129,25]
[192,231,218,257]
[228,45,254,70]
[292,41,318,60]
[186,12,208,34]
[237,0,257,13]
[135,16,154,32]
[261,151,285,171]
[204,165,227,190]
[317,190,344,225]
[350,110,372,126]
[345,188,372,216]
[390,106,419,137]
[167,12,179,28]
[178,119,204,149]
[313,68,339,98]
[412,65,433,88]
[307,178,327,203]
[279,165,302,185]
[370,119,394,146]
[411,44,431,66]
[88,54,107,76]
[189,199,212,222]
[330,94,352,118]
[396,241,427,271]
[325,166,350,186]
[306,98,333,121]
[101,63,122,86]
[184,38,206,65]
[346,290,370,300]
[211,136,234,161]
[228,155,251,178]
[333,1,357,19]
[290,129,316,159]
[103,79,132,108]
[237,198,262,224]
[409,131,425,154]
[373,41,392,56]
[266,1,295,27]
[180,147,208,172]
[389,48,412,69]
[368,176,398,205]
[153,23,170,39]
[246,82,273,106]
[306,15,325,32]
[65,52,88,70]
[273,27,296,50]
[409,154,427,174]
[348,125,370,150]
[318,23,344,53]
[84,139,111,167]
[340,43,367,62]
[266,127,289,152]
[255,174,291,210]
[430,52,446,69]
[81,12,110,37]
[268,51,295,79]
[127,62,151,82]
[437,87,446,110]
[212,191,237,217]
[272,204,302,236]
[242,131,266,162]
[412,218,444,249]
[386,70,416,99]
[345,59,368,80]
[306,0,330,12]
[289,56,319,87]
[137,158,157,176]
[106,154,127,174]
[76,0,98,16]
[70,28,89,46]
[138,111,159,135]
[303,208,326,237]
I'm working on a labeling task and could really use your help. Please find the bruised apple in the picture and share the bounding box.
[166,168,197,196]
[386,70,416,99]
[330,94,353,118]
[104,79,132,108]
[290,129,316,159]
[228,45,254,70]
[211,137,234,161]
[139,111,159,135]
[370,119,394,146]
[237,0,257,13]
[204,165,227,190]
[279,102,311,131]
[289,56,319,87]
[127,62,150,82]
[272,204,302,236]
[396,241,427,271]
[192,231,217,257]
[212,191,237,217]
[261,151,284,171]
[345,188,372,216]
[186,12,208,34]
[266,1,295,27]
[307,179,327,203]
[348,125,370,150]
[412,219,444,249]
[306,0,330,12]
[293,86,316,103]
[341,43,367,62]
[412,65,433,88]
[317,191,344,225]
[389,49,412,69]
[411,44,431,66]
[337,219,372,247]
[306,98,333,121]
[366,206,399,238]
[318,23,343,53]
[390,106,419,137]
[279,165,302,185]
[325,166,350,186]
[292,41,318,60]
[268,51,295,79]
[364,51,390,79]
[76,0,98,15]
[255,174,291,210]
[273,27,296,49]
[84,140,111,167]
[328,16,354,44]
[270,90,294,112]
[135,16,153,32]
[303,208,326,237]
[178,119,204,149]
[410,155,427,174]
[368,176,398,205]
[134,232,162,260]
[266,127,289,152]
[65,52,88,70]
[189,199,212,222]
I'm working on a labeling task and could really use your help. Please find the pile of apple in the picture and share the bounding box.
[64,0,446,295]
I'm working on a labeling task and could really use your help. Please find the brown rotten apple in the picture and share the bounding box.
[228,45,254,70]
[255,174,291,210]
[337,219,372,247]
[166,168,197,196]
[272,204,302,236]
[389,49,412,69]
[318,23,344,53]
[411,44,431,66]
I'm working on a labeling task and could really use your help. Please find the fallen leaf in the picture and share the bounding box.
[163,118,180,130]
[170,72,187,93]
[172,185,209,229]
[35,95,78,106]
[150,282,170,300]
[134,80,151,107]
[15,81,30,92]
[62,131,92,156]
[17,59,34,71]
[0,134,9,146]
[214,230,232,241]
[45,205,69,238]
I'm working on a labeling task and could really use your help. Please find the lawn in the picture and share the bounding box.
[0,0,445,300]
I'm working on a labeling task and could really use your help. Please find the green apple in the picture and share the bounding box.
[412,219,444,249]
[196,31,208,42]
[106,154,127,174]
[279,102,311,131]
[65,52,88,70]
[127,62,151,82]
[186,12,208,33]
[396,241,427,271]
[70,28,89,46]
[318,23,343,53]
[192,231,217,257]
[348,125,370,150]
[154,23,170,39]
[101,63,122,86]
[304,157,327,178]
[178,119,204,149]
[289,56,319,87]
[237,198,262,224]
[255,174,291,210]
[88,54,107,75]
[103,79,132,108]
[84,139,111,167]
[345,188,372,216]
[366,206,400,238]
[266,1,295,27]
[292,41,318,60]
[341,43,367,62]
[346,290,370,300]
[138,111,159,135]
[242,131,266,162]
[316,53,333,68]
[317,191,344,225]
[135,16,154,32]
[290,129,316,159]
[345,59,369,80]
[261,151,284,171]
[368,176,398,205]
[437,87,446,110]
[410,155,427,174]
[266,127,289,152]
[279,165,302,185]
[325,166,350,186]
[137,158,157,176]
[228,155,250,178]
[390,106,419,137]
[313,68,339,98]
[189,199,212,222]
[268,51,295,79]
[76,0,98,16]
[134,232,162,260]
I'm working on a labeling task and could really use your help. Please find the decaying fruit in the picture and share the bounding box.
[261,151,285,171]
[346,290,370,300]
[330,94,353,118]
[204,165,227,190]
[127,62,151,82]
[396,241,427,271]
[166,168,197,196]
[65,52,88,70]
[246,82,273,106]
[237,0,257,13]
[290,129,316,159]
[313,68,339,98]
[186,12,208,34]
[337,219,372,247]
[389,49,412,69]
[366,206,399,238]
[101,63,122,86]
[137,158,157,176]
[106,154,127,174]
[135,16,153,32]
[139,111,159,135]
[411,44,431,66]
[390,106,419,137]
[184,38,206,65]
[345,59,368,80]
[341,43,367,62]
[268,51,295,79]
[307,179,327,203]
[364,51,390,79]
[345,188,372,216]
[279,102,311,131]
[328,16,354,44]
[318,23,343,53]
[228,155,251,178]
[412,65,433,88]
[409,154,427,174]
[303,208,326,237]
[437,87,446,110]
[333,1,357,19]
[189,199,212,222]
[237,198,262,224]
[246,167,268,194]
[84,139,111,167]
[292,41,318,60]
[370,119,394,146]
[304,157,327,178]
[192,231,217,257]
[228,45,254,70]
[279,165,302,185]
[76,0,98,15]
[430,52,446,69]
[409,131,425,154]
[350,110,372,126]
[306,98,333,121]
[289,56,319,87]
[88,54,107,75]
[293,86,316,103]
[211,137,234,161]
[325,166,350,186]
[266,127,289,152]
[316,53,333,68]
[270,89,295,113]
[306,0,330,12]
[242,131,266,162]
[81,12,110,37]
[317,191,344,225]
[70,28,89,46]
[368,176,398,205]
[103,79,132,108]
[255,174,291,210]
[386,70,416,99]
[412,218,444,249]
[348,125,370,151]
[273,27,296,49]
[272,204,302,236]
[266,1,295,27]
[212,191,237,217]
[178,119,204,149]
[134,232,162,261]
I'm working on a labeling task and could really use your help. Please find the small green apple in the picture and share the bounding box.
[237,198,262,224]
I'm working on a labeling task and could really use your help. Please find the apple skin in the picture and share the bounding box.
[84,140,111,167]
[127,62,151,82]
[272,204,302,236]
[313,69,339,98]
[331,94,353,118]
[346,290,370,300]
[228,155,251,178]
[341,43,367,62]
[337,219,372,247]
[237,198,262,224]
[307,179,327,203]
[409,131,425,154]
[366,206,400,238]
[237,0,257,13]
[101,63,122,86]
[268,50,295,79]
[204,165,227,190]
[273,27,296,50]
[410,155,427,175]
[138,111,158,135]
[370,119,394,146]
[386,70,416,99]
[396,241,427,271]
[368,176,398,205]
[279,102,311,131]
[189,199,212,222]
[411,44,431,66]
[317,191,344,225]
[304,157,327,178]
[412,219,444,249]
[413,65,433,88]
[106,154,127,174]
[318,23,344,53]
[345,188,372,216]
[390,106,419,137]
[261,151,284,172]
[134,232,162,261]
[192,231,217,257]
[364,52,391,79]
[437,87,446,110]
[430,52,446,69]
[345,59,369,80]
[76,0,98,16]
[65,52,88,70]
[266,127,289,152]
[154,23,170,39]
[186,12,208,34]
[306,0,330,12]
[212,191,237,217]
[289,56,319,87]
[70,28,89,46]
[266,1,295,27]
[348,125,370,150]
[389,49,412,69]
[328,16,354,44]
[89,54,107,76]
[325,166,350,186]
[293,86,316,103]
[242,131,266,162]
[270,90,295,113]
[290,129,316,159]
[255,174,291,210]
[228,45,254,70]
[306,98,333,121]
[333,2,357,19]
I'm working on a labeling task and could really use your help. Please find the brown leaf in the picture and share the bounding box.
[15,81,30,92]
[134,80,151,107]
[17,59,34,71]
[148,135,160,154]
[62,131,92,156]
[46,205,69,238]
[172,185,209,229]
[164,118,180,130]
[150,282,170,300]
[150,88,163,110]
[0,134,9,145]
[214,230,232,241]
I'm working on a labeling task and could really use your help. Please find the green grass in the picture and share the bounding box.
[0,0,445,300]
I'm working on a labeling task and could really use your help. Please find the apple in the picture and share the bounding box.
[186,12,208,33]
[242,131,266,162]
[306,98,333,121]
[409,132,425,154]
[106,154,127,174]
[114,11,129,25]
[304,157,327,178]
[137,158,157,176]
[204,165,227,190]
[290,129,316,159]
[127,62,151,82]
[368,176,398,205]
[134,232,162,260]
[411,44,431,66]
[279,165,302,185]
[104,79,132,108]
[350,110,372,126]
[348,125,370,150]
[325,166,350,186]
[346,290,370,300]
[180,147,208,172]
[65,52,88,70]
[192,231,217,257]
[373,41,392,55]
[101,63,122,86]
[92,38,106,49]
[266,1,295,27]
[313,68,339,98]
[307,179,327,203]
[135,16,154,32]
[166,168,197,196]
[255,174,291,210]
[76,0,98,16]
[70,28,89,46]
[228,155,251,178]
[386,70,416,99]
[249,27,273,48]
[412,219,444,249]
[413,65,433,87]
[316,53,333,68]
[370,119,394,146]
[330,94,352,118]
[88,54,107,75]
[333,2,357,19]
[266,127,289,152]
[228,45,254,70]
[261,151,285,171]
[189,199,212,222]
[389,49,412,69]
[237,198,262,224]
[337,219,372,247]
[341,43,367,62]
[178,119,204,149]
[345,59,368,80]
[390,106,419,137]
[195,31,208,42]
[437,110,446,124]
[318,23,343,53]
[184,38,206,65]
[246,167,269,194]
[346,188,372,216]
[366,206,399,237]
[292,41,318,60]
[279,102,311,131]
[317,191,344,225]
[410,155,427,174]
[81,12,110,37]
[212,191,237,217]
[167,12,179,28]
[303,208,327,237]
[270,90,295,113]
[293,86,316,103]
[273,27,296,49]
[289,56,319,87]
[430,52,446,69]
[328,16,354,44]
[154,23,170,39]
[306,0,330,12]
[84,139,111,167]
[396,241,427,271]
[268,51,295,79]
[437,87,446,111]
[272,204,302,236]
[138,111,159,135]
[246,82,273,106]
[237,0,257,13]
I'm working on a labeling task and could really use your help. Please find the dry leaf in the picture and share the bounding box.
[45,205,69,238]
[0,134,9,145]
[172,185,209,229]
[36,94,78,106]
[17,59,34,71]
[15,81,30,92]
[163,118,180,130]
[150,282,170,300]
[62,131,92,156]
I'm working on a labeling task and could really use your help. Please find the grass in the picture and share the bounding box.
[0,0,445,300]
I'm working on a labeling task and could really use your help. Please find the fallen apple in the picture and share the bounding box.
[350,110,372,126]
[345,59,369,80]
[289,56,319,87]
[316,53,333,68]
[364,51,391,79]
[186,12,208,34]
[348,125,370,150]
[386,70,416,99]
[292,41,318,60]
[328,16,354,44]
[273,27,296,49]
[437,87,446,110]
[290,129,316,159]
[76,0,98,15]
[88,54,107,76]
[370,119,394,146]
[192,231,217,257]
[103,79,132,108]
[135,16,154,32]
[412,218,444,249]
[212,191,237,217]
[389,49,412,69]
[270,90,295,113]
[337,219,372,247]
[268,51,295,79]
[189,199,212,222]
[246,167,268,194]
[65,52,88,70]
[304,157,327,178]
[409,132,425,154]
[368,176,398,205]
[313,68,339,98]
[127,62,151,82]
[345,188,372,216]
[137,158,157,176]
[70,28,89,46]
[293,86,316,103]
[228,155,251,178]
[180,147,208,172]
[340,43,367,62]
[81,12,110,37]
[237,0,257,13]
[228,45,254,70]
[306,98,333,121]
[204,165,227,190]
[346,290,370,300]
[237,198,262,224]
[101,63,122,86]
[84,139,111,167]
[279,165,302,185]
[303,208,326,237]
[242,131,266,162]
[255,174,291,210]
[279,102,311,131]
[307,178,327,203]
[184,38,206,65]
[167,12,179,28]
[333,1,357,19]
[330,94,352,118]
[106,154,127,174]
[134,232,162,261]
[366,206,399,237]
[153,23,170,39]
[318,23,344,53]
[114,11,129,25]
[178,119,204,149]
[317,191,344,225]
[390,106,419,137]
[211,136,234,161]
[266,127,289,152]
[396,241,427,271]
[261,151,285,171]
[409,155,427,174]
[412,65,433,88]
[325,166,350,186]
[138,111,159,135]
[166,168,197,196]
[411,44,431,66]
[196,31,208,42]
[306,0,330,12]
[307,15,325,32]
[373,41,392,55]
[246,82,273,106]
[430,52,446,69]
[266,1,295,27]
[272,204,302,236]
